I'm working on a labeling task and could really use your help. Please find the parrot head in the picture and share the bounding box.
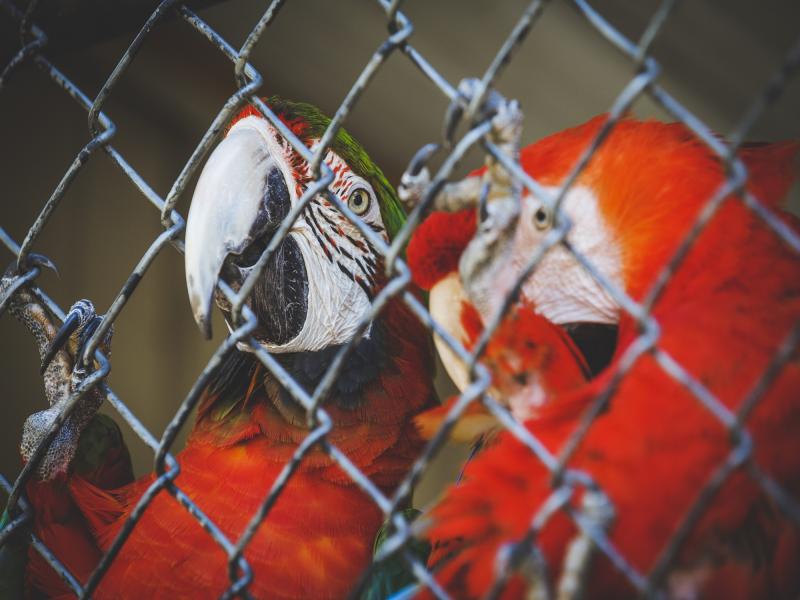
[407,208,589,428]
[185,97,404,354]
[409,115,799,382]
[461,116,799,326]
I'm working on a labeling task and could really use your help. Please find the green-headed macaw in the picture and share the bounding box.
[6,97,436,599]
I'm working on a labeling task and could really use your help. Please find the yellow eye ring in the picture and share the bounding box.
[533,205,552,230]
[348,188,371,216]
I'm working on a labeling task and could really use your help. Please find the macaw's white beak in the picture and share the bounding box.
[185,116,291,338]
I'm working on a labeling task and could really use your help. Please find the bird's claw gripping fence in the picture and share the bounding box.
[1,0,800,597]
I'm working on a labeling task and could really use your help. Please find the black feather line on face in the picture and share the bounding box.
[304,205,334,262]
[332,245,375,287]
[316,209,340,231]
[336,245,356,263]
[353,255,374,281]
[367,223,386,235]
[305,201,378,293]
[337,262,373,300]
[308,204,341,255]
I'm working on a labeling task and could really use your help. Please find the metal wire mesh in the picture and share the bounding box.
[1,0,799,598]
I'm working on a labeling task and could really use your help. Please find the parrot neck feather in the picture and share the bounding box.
[194,323,388,437]
[190,298,434,482]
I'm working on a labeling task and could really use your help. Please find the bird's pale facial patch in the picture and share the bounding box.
[472,184,623,327]
[270,142,386,353]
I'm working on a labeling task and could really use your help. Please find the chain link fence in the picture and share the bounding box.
[1,0,799,598]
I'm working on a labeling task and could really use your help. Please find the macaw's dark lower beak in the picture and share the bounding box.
[560,321,618,379]
[231,235,308,346]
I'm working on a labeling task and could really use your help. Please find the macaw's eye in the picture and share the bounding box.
[348,188,371,216]
[533,205,552,230]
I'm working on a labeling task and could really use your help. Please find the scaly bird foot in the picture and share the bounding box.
[398,144,439,212]
[399,78,523,220]
[401,81,524,318]
[3,262,112,480]
[442,78,523,150]
[40,299,107,376]
[448,82,523,319]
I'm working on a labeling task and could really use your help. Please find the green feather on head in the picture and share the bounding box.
[264,96,407,241]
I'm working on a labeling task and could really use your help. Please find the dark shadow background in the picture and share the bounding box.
[1,0,799,507]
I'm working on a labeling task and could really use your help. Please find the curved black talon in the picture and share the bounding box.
[405,143,440,177]
[443,79,504,148]
[3,253,58,281]
[23,253,59,276]
[40,299,98,374]
[478,180,492,223]
[442,97,465,149]
[0,254,59,319]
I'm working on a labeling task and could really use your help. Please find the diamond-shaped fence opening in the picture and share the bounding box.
[1,0,799,598]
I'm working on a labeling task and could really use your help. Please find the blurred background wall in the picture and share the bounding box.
[1,0,799,507]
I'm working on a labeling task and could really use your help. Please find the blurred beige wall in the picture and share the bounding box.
[1,0,799,507]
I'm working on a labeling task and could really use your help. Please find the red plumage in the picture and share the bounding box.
[458,301,589,401]
[407,209,477,291]
[20,98,436,598]
[415,116,800,598]
[25,297,433,599]
[415,301,589,441]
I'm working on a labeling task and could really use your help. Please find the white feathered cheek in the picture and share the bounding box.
[281,230,375,353]
[276,165,385,353]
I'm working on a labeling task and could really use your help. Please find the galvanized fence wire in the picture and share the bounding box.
[0,0,798,598]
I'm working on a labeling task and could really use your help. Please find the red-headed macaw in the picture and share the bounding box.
[408,209,590,442]
[8,97,436,599]
[408,115,800,598]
